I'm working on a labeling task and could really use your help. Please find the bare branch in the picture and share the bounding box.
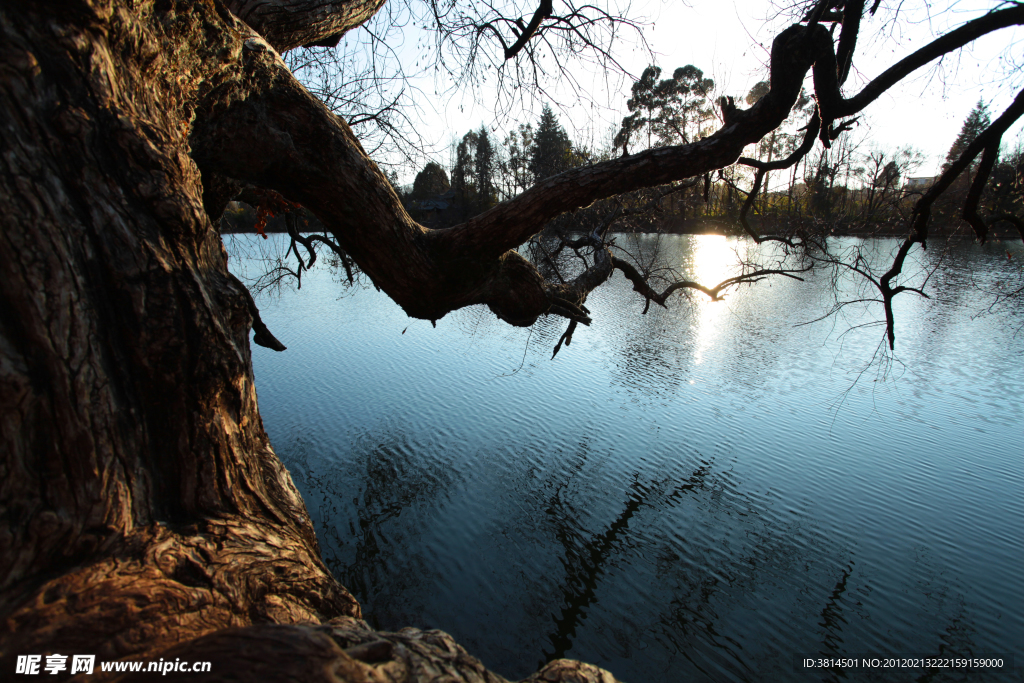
[610,254,809,309]
[502,0,552,59]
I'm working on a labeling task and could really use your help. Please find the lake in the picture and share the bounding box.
[228,233,1024,682]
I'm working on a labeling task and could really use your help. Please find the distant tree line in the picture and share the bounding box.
[399,80,1022,239]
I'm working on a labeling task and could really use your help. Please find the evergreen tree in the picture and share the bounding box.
[452,131,479,219]
[500,123,534,197]
[943,99,991,170]
[530,105,573,181]
[411,162,450,200]
[474,126,495,209]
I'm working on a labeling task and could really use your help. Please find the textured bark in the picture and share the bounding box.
[224,0,389,51]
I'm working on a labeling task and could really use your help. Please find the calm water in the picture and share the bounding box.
[229,234,1024,682]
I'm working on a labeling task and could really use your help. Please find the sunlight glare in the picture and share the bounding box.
[689,235,740,366]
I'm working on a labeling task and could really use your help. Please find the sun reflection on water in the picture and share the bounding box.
[688,235,742,366]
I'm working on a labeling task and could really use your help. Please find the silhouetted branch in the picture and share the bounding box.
[611,255,808,308]
[910,85,1024,245]
[502,0,552,59]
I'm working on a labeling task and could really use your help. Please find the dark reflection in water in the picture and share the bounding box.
[546,469,704,662]
[292,432,464,630]
[233,234,1024,682]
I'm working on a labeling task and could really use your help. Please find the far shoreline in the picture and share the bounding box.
[218,201,1016,241]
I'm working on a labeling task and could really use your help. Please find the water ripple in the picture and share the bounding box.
[234,234,1024,683]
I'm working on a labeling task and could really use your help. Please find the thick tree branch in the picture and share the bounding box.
[835,0,864,86]
[503,0,553,59]
[823,6,1024,120]
[198,3,1023,333]
[193,21,819,329]
[442,23,828,264]
[225,0,388,52]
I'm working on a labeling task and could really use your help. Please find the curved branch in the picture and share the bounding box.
[827,6,1024,119]
[611,256,808,307]
[502,0,554,59]
[197,5,1024,333]
[835,0,865,86]
[225,0,389,52]
[963,140,1002,243]
[739,112,821,172]
[910,86,1024,244]
[442,25,826,262]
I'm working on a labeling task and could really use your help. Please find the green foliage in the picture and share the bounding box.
[614,65,715,155]
[745,80,770,106]
[474,127,496,209]
[403,90,1018,238]
[447,126,499,217]
[943,99,991,170]
[530,105,575,181]
[452,130,479,219]
[411,163,450,200]
[500,123,534,197]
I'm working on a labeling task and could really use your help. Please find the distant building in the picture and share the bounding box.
[410,189,456,227]
[413,189,455,211]
[904,176,937,192]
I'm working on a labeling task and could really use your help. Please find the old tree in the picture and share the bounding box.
[2,0,1023,680]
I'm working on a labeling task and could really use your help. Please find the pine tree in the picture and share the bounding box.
[530,105,573,181]
[474,126,495,209]
[943,99,991,170]
[452,131,479,219]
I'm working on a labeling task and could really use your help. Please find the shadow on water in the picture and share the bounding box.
[278,429,1000,683]
[477,441,851,681]
[538,457,712,668]
[285,431,463,631]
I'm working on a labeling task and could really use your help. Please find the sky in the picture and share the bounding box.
[344,0,1024,182]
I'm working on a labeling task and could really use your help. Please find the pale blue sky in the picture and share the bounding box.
[355,0,1023,181]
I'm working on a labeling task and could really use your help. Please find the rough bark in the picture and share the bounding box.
[224,0,388,52]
